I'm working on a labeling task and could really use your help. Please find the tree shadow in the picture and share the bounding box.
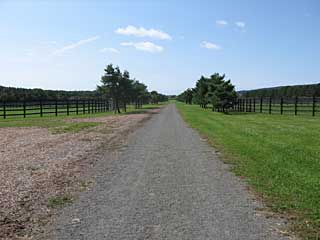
[124,108,160,115]
[224,111,259,116]
[124,110,149,115]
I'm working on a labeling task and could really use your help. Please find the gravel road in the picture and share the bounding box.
[49,104,291,240]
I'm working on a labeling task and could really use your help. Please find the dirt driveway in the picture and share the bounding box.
[49,104,292,240]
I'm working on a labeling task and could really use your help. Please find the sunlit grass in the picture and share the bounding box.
[176,102,320,239]
[0,103,166,131]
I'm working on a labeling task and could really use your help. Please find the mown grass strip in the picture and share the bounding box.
[0,103,165,130]
[176,102,320,239]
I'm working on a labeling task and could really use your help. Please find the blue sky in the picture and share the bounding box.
[0,0,319,94]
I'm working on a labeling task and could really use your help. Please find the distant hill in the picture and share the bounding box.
[239,83,320,98]
[0,85,102,102]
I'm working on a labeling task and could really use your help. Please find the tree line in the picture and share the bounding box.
[239,83,320,98]
[98,64,167,113]
[0,63,168,113]
[177,73,237,112]
[0,86,102,102]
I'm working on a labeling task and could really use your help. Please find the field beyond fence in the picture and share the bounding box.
[233,97,320,116]
[0,99,111,119]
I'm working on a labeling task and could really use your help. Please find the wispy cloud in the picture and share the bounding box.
[216,20,228,26]
[201,41,221,50]
[100,47,120,54]
[235,21,246,28]
[52,36,100,56]
[116,25,172,40]
[120,41,164,53]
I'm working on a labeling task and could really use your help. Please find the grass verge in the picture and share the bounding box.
[176,102,320,239]
[0,103,165,131]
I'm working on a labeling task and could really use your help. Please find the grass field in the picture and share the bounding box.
[0,104,164,132]
[176,102,320,239]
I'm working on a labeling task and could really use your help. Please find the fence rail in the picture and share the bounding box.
[0,99,111,119]
[232,97,320,116]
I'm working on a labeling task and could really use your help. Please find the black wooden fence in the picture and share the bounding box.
[0,99,111,119]
[233,97,320,116]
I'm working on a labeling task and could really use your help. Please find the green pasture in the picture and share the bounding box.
[0,103,165,132]
[176,102,320,239]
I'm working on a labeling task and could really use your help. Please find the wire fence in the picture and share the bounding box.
[0,99,112,119]
[233,97,320,116]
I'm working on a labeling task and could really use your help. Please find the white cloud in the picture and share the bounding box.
[52,36,100,56]
[235,21,246,28]
[115,25,172,40]
[100,47,120,54]
[120,41,164,53]
[201,41,221,50]
[216,20,228,26]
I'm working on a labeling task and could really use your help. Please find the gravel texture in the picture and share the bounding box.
[48,104,293,240]
[0,112,153,239]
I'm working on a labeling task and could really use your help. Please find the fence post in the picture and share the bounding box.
[295,97,298,115]
[312,96,316,117]
[55,100,58,116]
[260,98,263,113]
[67,100,69,115]
[245,99,247,112]
[40,100,43,117]
[91,100,93,113]
[242,99,245,112]
[243,99,245,112]
[23,101,26,118]
[91,100,94,113]
[269,97,272,114]
[92,100,94,113]
[246,99,248,112]
[253,98,256,112]
[76,100,79,115]
[3,102,6,119]
[83,100,85,114]
[87,100,89,113]
[280,98,283,115]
